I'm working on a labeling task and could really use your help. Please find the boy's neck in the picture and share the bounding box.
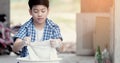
[34,22,45,30]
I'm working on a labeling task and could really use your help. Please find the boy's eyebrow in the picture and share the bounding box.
[33,8,46,10]
[33,9,38,11]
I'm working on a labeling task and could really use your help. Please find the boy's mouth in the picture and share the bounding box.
[38,18,43,20]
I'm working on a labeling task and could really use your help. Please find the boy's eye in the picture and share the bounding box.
[41,10,45,13]
[34,10,38,13]
[34,11,38,13]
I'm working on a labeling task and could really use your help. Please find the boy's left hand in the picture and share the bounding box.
[50,39,62,48]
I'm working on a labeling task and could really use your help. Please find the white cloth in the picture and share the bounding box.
[17,40,59,61]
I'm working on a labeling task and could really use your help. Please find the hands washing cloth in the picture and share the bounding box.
[17,40,61,61]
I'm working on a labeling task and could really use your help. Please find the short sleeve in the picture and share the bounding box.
[52,26,63,41]
[15,26,27,40]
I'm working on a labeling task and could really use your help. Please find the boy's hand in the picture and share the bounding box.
[50,39,62,48]
[23,36,31,46]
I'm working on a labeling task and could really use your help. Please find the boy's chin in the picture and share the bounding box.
[37,21,44,24]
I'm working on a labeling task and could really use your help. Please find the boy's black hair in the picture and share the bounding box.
[28,0,49,9]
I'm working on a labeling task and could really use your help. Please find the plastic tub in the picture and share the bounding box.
[17,58,62,63]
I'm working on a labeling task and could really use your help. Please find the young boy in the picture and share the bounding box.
[13,0,63,57]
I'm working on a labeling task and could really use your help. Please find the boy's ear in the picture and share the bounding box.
[29,9,32,15]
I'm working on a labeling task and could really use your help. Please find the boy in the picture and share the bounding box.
[13,0,63,57]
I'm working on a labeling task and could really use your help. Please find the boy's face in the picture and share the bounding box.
[29,5,49,24]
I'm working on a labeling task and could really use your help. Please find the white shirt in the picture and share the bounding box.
[35,28,44,42]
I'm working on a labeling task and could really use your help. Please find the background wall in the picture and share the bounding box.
[0,0,10,26]
[76,0,114,56]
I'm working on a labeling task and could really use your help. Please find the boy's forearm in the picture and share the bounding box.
[13,38,24,52]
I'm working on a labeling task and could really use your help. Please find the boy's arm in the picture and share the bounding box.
[12,38,24,52]
[13,36,30,52]
[50,25,63,48]
[13,24,28,52]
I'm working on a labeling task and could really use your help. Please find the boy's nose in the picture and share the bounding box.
[38,13,42,17]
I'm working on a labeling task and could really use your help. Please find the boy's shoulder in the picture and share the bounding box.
[46,18,59,28]
[22,18,33,28]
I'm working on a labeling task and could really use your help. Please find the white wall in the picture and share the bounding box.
[114,0,120,63]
